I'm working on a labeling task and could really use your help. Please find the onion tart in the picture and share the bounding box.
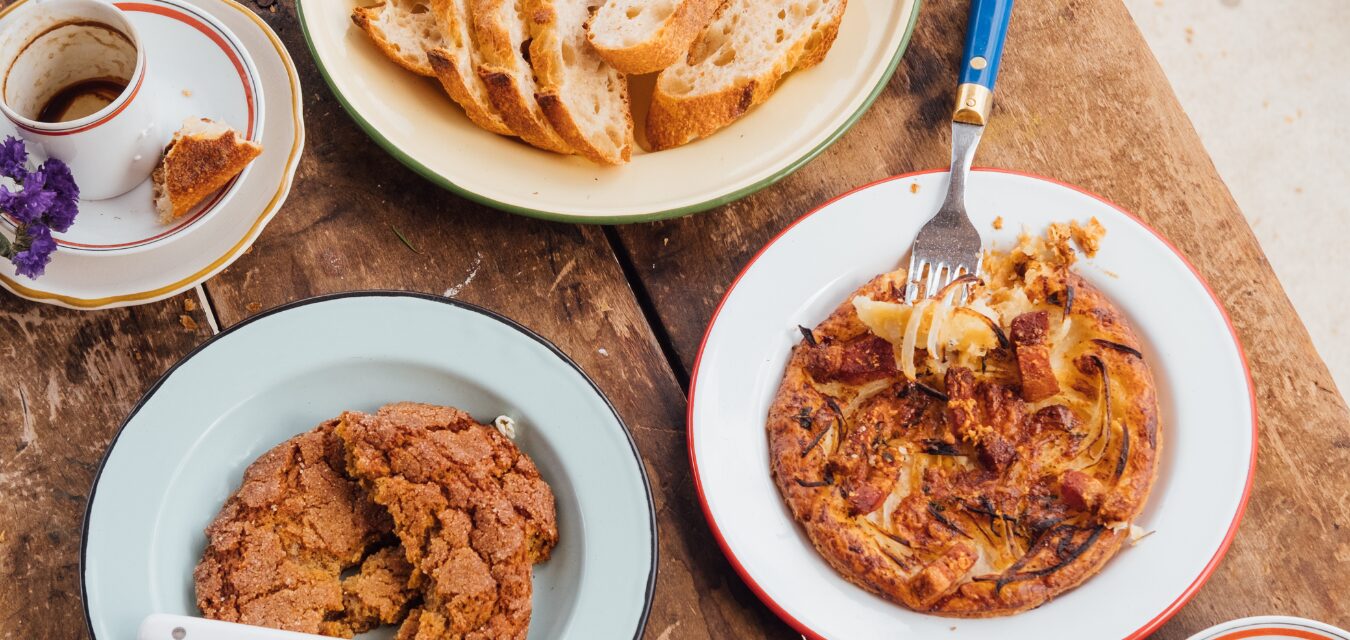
[767,222,1160,617]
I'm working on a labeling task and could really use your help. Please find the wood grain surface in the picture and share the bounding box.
[0,0,1345,638]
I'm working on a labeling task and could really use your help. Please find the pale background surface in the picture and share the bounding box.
[1124,0,1350,393]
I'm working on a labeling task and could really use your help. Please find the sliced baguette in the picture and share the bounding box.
[472,0,574,154]
[532,0,634,164]
[351,0,445,77]
[586,0,724,75]
[152,118,262,223]
[647,0,847,150]
[425,0,514,136]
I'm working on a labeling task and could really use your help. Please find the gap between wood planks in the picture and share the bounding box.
[194,284,221,335]
[603,226,691,392]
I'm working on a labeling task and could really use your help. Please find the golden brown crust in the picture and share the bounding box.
[586,0,726,75]
[351,3,436,77]
[153,121,261,222]
[424,0,517,137]
[336,403,558,639]
[471,0,574,154]
[768,256,1160,617]
[532,0,633,165]
[427,48,516,137]
[193,422,395,635]
[646,1,846,150]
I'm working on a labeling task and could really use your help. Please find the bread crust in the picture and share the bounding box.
[647,0,846,150]
[472,0,574,154]
[532,0,634,164]
[428,49,516,136]
[586,0,726,75]
[426,0,516,136]
[351,3,436,77]
[768,263,1161,616]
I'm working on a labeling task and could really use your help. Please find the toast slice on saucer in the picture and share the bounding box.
[647,0,847,150]
[152,118,262,223]
[472,0,575,154]
[533,0,634,164]
[586,0,724,75]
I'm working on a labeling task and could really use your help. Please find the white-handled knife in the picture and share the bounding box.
[138,614,335,640]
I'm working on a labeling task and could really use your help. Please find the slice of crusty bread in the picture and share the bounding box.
[152,118,262,222]
[426,0,514,136]
[532,0,634,164]
[586,0,724,75]
[471,0,574,154]
[351,0,445,77]
[647,0,847,150]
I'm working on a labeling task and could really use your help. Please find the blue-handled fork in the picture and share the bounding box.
[905,0,1015,304]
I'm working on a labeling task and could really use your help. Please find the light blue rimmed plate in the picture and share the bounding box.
[81,292,656,639]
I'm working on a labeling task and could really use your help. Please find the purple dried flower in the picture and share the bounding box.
[12,223,55,279]
[37,159,78,232]
[9,169,56,224]
[0,138,81,279]
[0,136,28,181]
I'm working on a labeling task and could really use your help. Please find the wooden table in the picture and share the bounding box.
[3,0,1347,637]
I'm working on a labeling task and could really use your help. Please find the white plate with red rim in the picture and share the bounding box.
[0,0,302,309]
[1189,616,1350,640]
[687,169,1257,639]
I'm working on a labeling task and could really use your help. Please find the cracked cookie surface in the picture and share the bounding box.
[336,402,558,640]
[194,421,406,636]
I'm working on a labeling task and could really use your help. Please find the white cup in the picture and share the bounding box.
[0,0,161,200]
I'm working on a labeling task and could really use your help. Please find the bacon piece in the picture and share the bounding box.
[1059,470,1105,512]
[943,367,1026,474]
[1029,405,1078,434]
[1009,311,1060,402]
[977,435,1016,473]
[802,335,897,385]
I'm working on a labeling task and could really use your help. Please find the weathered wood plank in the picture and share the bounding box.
[614,0,1350,636]
[0,293,213,639]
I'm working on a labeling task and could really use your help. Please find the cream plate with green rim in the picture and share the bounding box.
[82,293,657,639]
[296,0,920,223]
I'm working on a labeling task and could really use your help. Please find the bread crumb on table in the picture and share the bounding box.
[184,298,198,312]
[179,315,198,331]
[246,302,263,313]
